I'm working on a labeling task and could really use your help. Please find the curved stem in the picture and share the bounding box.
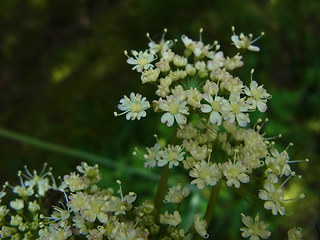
[0,127,159,181]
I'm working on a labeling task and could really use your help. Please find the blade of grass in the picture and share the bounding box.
[0,127,159,181]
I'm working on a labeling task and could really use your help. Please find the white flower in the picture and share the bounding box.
[287,227,304,240]
[147,29,173,54]
[244,79,271,112]
[265,148,292,176]
[115,92,150,120]
[258,182,285,215]
[157,145,185,169]
[231,26,264,52]
[201,93,228,126]
[9,199,24,210]
[143,143,161,168]
[125,50,156,72]
[194,214,209,239]
[141,68,160,84]
[222,160,250,188]
[160,211,181,226]
[0,206,9,222]
[159,95,189,127]
[240,213,271,240]
[164,184,190,204]
[190,161,222,189]
[223,93,250,127]
[63,172,88,192]
[23,163,52,196]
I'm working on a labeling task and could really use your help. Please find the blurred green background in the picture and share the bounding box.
[0,0,319,239]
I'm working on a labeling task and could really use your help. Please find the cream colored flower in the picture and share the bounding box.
[164,184,190,204]
[141,68,160,84]
[231,26,264,52]
[258,182,285,215]
[157,145,185,169]
[240,213,271,240]
[222,93,250,127]
[125,50,156,72]
[287,227,303,240]
[244,79,271,112]
[160,211,181,226]
[115,92,150,120]
[190,161,222,189]
[159,95,189,127]
[222,160,250,188]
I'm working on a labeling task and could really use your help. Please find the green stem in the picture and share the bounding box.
[204,180,222,225]
[154,164,170,222]
[0,127,159,181]
[194,180,222,240]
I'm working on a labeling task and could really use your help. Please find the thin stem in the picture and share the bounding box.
[154,164,170,222]
[0,127,159,181]
[193,181,222,240]
[204,180,222,225]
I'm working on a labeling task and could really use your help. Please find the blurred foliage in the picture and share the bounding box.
[0,0,319,239]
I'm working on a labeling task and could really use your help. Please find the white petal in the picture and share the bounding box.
[248,45,260,52]
[201,104,212,113]
[161,113,174,127]
[175,113,187,125]
[209,111,222,125]
[257,100,267,112]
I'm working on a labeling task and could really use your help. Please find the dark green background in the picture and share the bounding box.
[0,0,319,239]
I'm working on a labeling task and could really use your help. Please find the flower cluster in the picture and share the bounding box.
[116,28,308,239]
[0,163,209,240]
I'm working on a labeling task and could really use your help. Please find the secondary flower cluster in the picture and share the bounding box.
[0,163,209,240]
[115,27,270,128]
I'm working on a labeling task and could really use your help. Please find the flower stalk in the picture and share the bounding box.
[154,164,171,222]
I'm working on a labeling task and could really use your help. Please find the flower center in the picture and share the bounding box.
[137,57,148,67]
[251,89,260,99]
[230,103,241,114]
[168,152,178,161]
[130,103,142,113]
[211,100,221,111]
[169,103,180,114]
[229,167,239,178]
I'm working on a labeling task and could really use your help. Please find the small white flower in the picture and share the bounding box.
[125,50,156,72]
[287,227,304,240]
[147,29,174,54]
[222,160,250,188]
[115,92,150,120]
[141,68,160,84]
[240,213,271,240]
[9,199,24,210]
[244,78,271,112]
[201,93,228,126]
[160,211,181,226]
[265,148,292,176]
[258,182,285,215]
[223,93,250,127]
[164,184,190,204]
[159,95,189,127]
[144,143,161,168]
[231,26,264,52]
[157,145,185,169]
[190,161,222,189]
[63,172,88,192]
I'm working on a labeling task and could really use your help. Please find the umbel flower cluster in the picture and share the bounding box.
[0,28,307,240]
[113,27,308,239]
